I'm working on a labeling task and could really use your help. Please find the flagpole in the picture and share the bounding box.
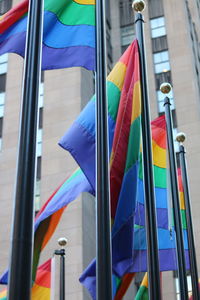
[133,1,161,299]
[55,238,67,300]
[176,133,200,299]
[8,0,44,299]
[161,83,188,299]
[95,0,112,299]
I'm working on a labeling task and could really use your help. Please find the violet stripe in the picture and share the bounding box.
[0,31,95,71]
[129,249,190,272]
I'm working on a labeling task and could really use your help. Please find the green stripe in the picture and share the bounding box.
[181,210,187,229]
[171,210,187,229]
[139,157,167,188]
[135,285,148,300]
[44,0,95,26]
[107,81,121,121]
[125,116,141,172]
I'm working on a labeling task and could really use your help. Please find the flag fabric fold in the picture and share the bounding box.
[60,41,142,299]
[129,115,189,273]
[0,168,93,284]
[0,0,95,70]
[0,258,52,300]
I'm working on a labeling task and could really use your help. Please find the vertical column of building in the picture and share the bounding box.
[0,54,8,151]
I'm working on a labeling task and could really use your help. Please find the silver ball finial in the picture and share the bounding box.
[58,237,68,248]
[132,0,146,13]
[176,132,186,144]
[160,83,172,94]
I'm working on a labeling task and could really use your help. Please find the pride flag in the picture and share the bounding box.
[0,258,52,300]
[135,273,148,300]
[0,168,93,284]
[130,115,189,272]
[60,41,142,298]
[0,0,95,70]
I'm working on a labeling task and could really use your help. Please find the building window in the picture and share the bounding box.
[175,275,192,299]
[153,50,170,74]
[119,0,134,27]
[150,17,166,38]
[121,25,135,50]
[34,81,44,212]
[0,0,12,15]
[0,54,8,74]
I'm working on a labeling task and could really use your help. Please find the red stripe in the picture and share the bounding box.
[0,0,28,34]
[35,259,51,288]
[152,115,166,149]
[110,41,140,218]
[114,273,135,300]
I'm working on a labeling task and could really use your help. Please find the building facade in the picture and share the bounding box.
[0,0,200,299]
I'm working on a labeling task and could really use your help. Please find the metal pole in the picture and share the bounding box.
[95,0,112,299]
[161,83,188,300]
[8,0,43,299]
[133,2,161,299]
[55,238,67,300]
[176,133,200,299]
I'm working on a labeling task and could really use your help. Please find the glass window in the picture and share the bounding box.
[175,275,192,299]
[121,25,135,48]
[150,17,166,38]
[0,92,5,117]
[156,89,175,113]
[153,51,170,74]
[36,128,42,157]
[0,53,8,74]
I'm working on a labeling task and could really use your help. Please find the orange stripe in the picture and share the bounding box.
[41,207,65,250]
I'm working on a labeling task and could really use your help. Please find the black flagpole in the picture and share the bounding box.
[161,83,188,299]
[55,238,68,300]
[8,0,44,299]
[95,0,112,299]
[176,133,200,299]
[133,1,161,299]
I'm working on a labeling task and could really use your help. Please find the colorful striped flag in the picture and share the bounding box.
[130,115,189,272]
[0,168,93,284]
[60,41,142,299]
[0,0,95,70]
[135,273,148,300]
[113,273,135,300]
[0,258,52,300]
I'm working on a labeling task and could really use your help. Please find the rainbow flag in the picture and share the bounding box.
[0,0,95,70]
[135,273,148,300]
[0,258,52,300]
[113,273,135,300]
[0,289,7,300]
[0,168,93,284]
[60,41,142,299]
[130,115,189,272]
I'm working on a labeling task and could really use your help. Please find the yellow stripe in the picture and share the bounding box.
[152,140,166,168]
[31,284,50,300]
[131,80,141,123]
[179,191,185,210]
[73,0,95,4]
[107,61,127,91]
[0,290,7,297]
[141,273,148,288]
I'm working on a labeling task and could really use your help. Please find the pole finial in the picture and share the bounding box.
[176,132,186,144]
[132,0,146,13]
[58,237,68,248]
[160,83,172,94]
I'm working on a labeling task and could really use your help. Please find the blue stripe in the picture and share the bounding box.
[0,11,95,48]
[134,227,188,250]
[34,169,92,231]
[137,178,168,208]
[112,163,139,236]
